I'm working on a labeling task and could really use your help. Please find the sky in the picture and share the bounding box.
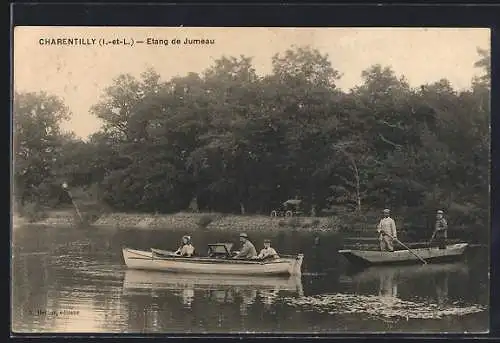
[14,27,490,140]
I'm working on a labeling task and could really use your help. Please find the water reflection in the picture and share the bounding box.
[347,262,469,305]
[11,224,488,333]
[182,288,195,308]
[378,272,398,298]
[122,269,304,313]
[239,289,257,315]
[283,262,486,326]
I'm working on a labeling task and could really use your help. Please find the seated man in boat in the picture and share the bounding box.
[376,209,397,252]
[255,239,280,260]
[233,233,257,259]
[434,210,448,249]
[174,235,195,257]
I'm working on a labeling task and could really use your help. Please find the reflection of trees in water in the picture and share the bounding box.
[12,253,52,330]
[125,290,183,332]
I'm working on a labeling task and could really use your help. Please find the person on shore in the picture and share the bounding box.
[256,239,280,260]
[233,233,257,259]
[174,235,195,257]
[376,209,397,252]
[434,210,448,249]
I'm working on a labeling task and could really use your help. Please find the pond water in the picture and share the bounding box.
[11,224,489,334]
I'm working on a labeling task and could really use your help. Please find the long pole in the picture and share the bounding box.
[428,230,437,248]
[62,183,84,223]
[383,231,427,265]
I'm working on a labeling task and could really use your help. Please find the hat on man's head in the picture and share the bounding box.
[437,210,444,214]
[383,209,390,214]
[239,233,248,238]
[264,239,271,243]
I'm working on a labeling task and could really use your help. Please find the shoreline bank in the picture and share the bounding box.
[15,210,336,233]
[14,209,487,247]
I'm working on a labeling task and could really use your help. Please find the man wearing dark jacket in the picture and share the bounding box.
[434,210,448,249]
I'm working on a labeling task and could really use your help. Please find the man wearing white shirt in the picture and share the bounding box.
[376,209,397,252]
[256,239,280,260]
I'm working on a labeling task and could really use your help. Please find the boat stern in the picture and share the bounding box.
[452,242,469,252]
[338,249,372,267]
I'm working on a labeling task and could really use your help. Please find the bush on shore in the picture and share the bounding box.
[17,202,48,223]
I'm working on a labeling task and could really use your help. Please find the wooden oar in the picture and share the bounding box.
[382,231,427,265]
[151,248,177,257]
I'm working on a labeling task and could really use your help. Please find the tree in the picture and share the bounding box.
[473,47,490,88]
[271,45,341,88]
[18,45,489,240]
[13,91,70,205]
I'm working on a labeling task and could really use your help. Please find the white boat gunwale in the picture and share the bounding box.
[128,254,293,265]
[148,243,301,265]
[127,247,300,265]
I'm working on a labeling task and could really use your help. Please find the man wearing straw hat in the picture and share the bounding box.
[233,233,257,259]
[434,210,448,249]
[376,208,397,252]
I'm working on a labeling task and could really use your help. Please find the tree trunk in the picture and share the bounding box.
[240,202,246,215]
[349,155,362,213]
[189,195,199,212]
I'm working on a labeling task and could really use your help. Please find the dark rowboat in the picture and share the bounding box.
[338,243,468,267]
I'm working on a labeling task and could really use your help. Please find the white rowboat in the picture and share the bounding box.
[122,245,304,276]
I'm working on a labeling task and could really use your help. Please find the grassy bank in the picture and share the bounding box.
[91,211,334,232]
[16,208,486,244]
[18,209,336,232]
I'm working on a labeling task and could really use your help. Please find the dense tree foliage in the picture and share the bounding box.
[13,46,490,232]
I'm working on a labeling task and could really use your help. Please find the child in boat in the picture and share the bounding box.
[174,235,195,257]
[256,239,280,260]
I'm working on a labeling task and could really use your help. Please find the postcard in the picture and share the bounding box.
[12,26,490,334]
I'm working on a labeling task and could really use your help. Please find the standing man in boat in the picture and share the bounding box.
[174,235,195,257]
[434,210,448,249]
[256,239,280,260]
[233,233,257,259]
[376,209,397,252]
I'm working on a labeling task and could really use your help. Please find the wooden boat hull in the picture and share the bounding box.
[122,247,304,276]
[338,243,468,267]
